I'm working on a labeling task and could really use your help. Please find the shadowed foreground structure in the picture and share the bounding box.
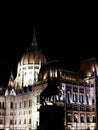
[39,105,65,130]
[39,71,65,130]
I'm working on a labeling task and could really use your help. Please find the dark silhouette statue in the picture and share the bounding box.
[39,69,65,130]
[40,75,61,105]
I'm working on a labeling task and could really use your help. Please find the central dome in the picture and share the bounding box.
[20,45,46,65]
[15,30,47,88]
[19,32,47,65]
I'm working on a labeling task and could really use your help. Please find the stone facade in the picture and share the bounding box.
[0,33,97,130]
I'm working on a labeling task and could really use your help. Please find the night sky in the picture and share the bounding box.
[0,3,97,86]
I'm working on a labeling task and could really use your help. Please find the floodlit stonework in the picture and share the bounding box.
[0,32,97,130]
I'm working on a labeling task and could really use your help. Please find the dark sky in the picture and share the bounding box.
[0,3,97,86]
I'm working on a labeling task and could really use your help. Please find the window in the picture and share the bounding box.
[10,119,13,124]
[29,110,32,114]
[28,66,33,69]
[19,102,21,108]
[92,98,95,105]
[67,114,72,122]
[10,112,13,115]
[86,95,89,104]
[92,116,96,122]
[24,101,27,107]
[74,106,78,111]
[80,115,84,122]
[29,118,31,124]
[91,83,94,87]
[0,102,4,109]
[67,91,70,103]
[19,119,21,124]
[0,119,3,124]
[73,93,78,103]
[34,66,39,69]
[79,94,81,102]
[29,100,32,107]
[79,94,84,104]
[15,119,17,124]
[37,95,40,103]
[80,106,85,111]
[74,116,78,122]
[24,119,26,124]
[2,102,4,109]
[81,95,84,103]
[87,116,90,122]
[86,107,90,112]
[92,107,95,111]
[66,105,72,110]
[10,102,13,109]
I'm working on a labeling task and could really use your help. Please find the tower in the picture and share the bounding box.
[14,29,46,89]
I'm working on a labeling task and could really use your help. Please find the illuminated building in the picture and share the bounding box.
[0,31,97,130]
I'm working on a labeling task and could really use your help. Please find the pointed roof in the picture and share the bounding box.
[8,71,14,87]
[19,27,47,65]
[31,27,37,47]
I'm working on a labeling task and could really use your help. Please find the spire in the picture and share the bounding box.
[8,71,14,87]
[5,71,16,96]
[31,27,37,47]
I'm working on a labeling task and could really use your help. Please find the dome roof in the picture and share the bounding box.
[19,32,47,65]
[20,46,46,65]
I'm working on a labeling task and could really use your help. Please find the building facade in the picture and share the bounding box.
[0,32,97,130]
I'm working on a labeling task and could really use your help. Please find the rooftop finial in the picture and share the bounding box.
[31,27,37,46]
